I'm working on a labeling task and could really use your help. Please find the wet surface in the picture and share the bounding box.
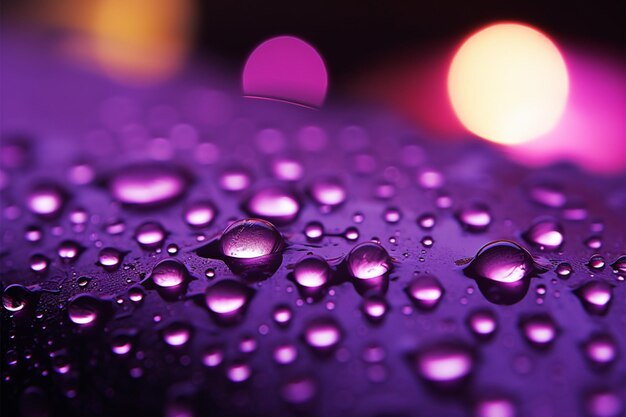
[1,34,625,417]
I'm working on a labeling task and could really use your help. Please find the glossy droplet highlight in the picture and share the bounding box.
[347,242,390,280]
[293,255,330,288]
[519,314,558,347]
[406,275,445,310]
[575,281,613,315]
[219,218,283,259]
[27,184,66,218]
[151,259,189,288]
[309,179,346,208]
[456,203,492,232]
[304,221,324,241]
[464,241,540,284]
[183,201,216,228]
[67,294,103,325]
[98,247,123,270]
[303,319,342,351]
[205,280,251,316]
[162,322,192,347]
[523,219,564,250]
[2,284,33,312]
[466,309,498,339]
[135,221,167,249]
[243,187,300,224]
[109,164,189,206]
[413,342,475,385]
[582,333,618,368]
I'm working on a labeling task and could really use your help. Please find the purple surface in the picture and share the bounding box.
[1,32,625,417]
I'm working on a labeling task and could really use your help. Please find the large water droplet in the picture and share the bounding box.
[219,218,283,259]
[405,275,445,310]
[135,221,167,250]
[574,281,614,315]
[464,241,544,284]
[149,258,188,288]
[519,314,558,348]
[243,187,300,224]
[108,164,189,206]
[347,242,390,280]
[523,219,564,250]
[293,255,330,288]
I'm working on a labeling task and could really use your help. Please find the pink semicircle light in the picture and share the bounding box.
[242,36,328,109]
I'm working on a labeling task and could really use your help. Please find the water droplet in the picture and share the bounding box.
[274,344,298,365]
[272,158,304,181]
[585,390,623,417]
[308,179,346,208]
[347,241,390,280]
[304,221,324,241]
[413,342,475,386]
[24,226,43,243]
[77,276,91,287]
[67,294,105,325]
[303,319,342,352]
[128,286,145,303]
[151,259,189,288]
[575,281,614,315]
[344,227,360,241]
[162,322,192,346]
[383,207,402,224]
[273,305,293,326]
[218,167,252,192]
[585,236,603,250]
[519,314,558,348]
[105,219,126,235]
[183,201,217,228]
[456,203,492,232]
[27,184,66,218]
[219,218,283,259]
[417,169,445,189]
[109,164,189,206]
[466,309,498,339]
[464,240,544,284]
[587,254,606,270]
[281,377,317,404]
[205,280,251,318]
[226,362,251,383]
[98,247,123,270]
[611,256,626,276]
[528,184,566,208]
[57,240,83,262]
[362,297,388,321]
[111,332,134,355]
[417,213,436,230]
[243,187,300,224]
[202,346,224,367]
[2,284,33,312]
[421,236,434,248]
[293,255,330,288]
[166,244,179,255]
[405,275,445,310]
[582,333,618,369]
[474,396,517,417]
[29,254,49,273]
[523,219,564,250]
[135,221,167,249]
[555,262,573,278]
[205,268,216,279]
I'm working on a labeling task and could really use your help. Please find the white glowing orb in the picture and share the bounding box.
[448,23,569,145]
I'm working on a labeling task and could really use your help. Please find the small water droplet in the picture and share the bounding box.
[417,169,445,189]
[519,314,558,348]
[202,346,224,367]
[67,294,105,325]
[162,322,192,347]
[226,362,251,383]
[528,184,566,208]
[417,213,436,230]
[108,164,189,206]
[293,255,330,288]
[362,297,388,321]
[29,254,49,273]
[273,305,293,326]
[474,396,517,417]
[585,236,603,250]
[128,286,144,303]
[382,207,402,224]
[2,284,33,312]
[111,331,134,355]
[303,318,342,352]
[575,281,613,315]
[587,254,606,270]
[135,221,167,250]
[273,344,298,365]
[272,158,304,181]
[466,309,498,339]
[582,333,618,369]
[523,219,564,250]
[611,256,626,277]
[24,226,43,243]
[57,240,83,262]
[555,262,573,278]
[405,275,444,310]
[456,203,492,232]
[304,221,324,241]
[98,247,124,270]
[412,342,475,387]
[205,268,216,279]
[421,236,434,248]
[27,184,66,218]
[205,280,251,318]
[218,167,252,192]
[308,179,346,209]
[243,187,300,224]
[344,227,360,241]
[183,201,216,228]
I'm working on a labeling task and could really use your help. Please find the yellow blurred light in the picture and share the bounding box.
[448,23,569,145]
